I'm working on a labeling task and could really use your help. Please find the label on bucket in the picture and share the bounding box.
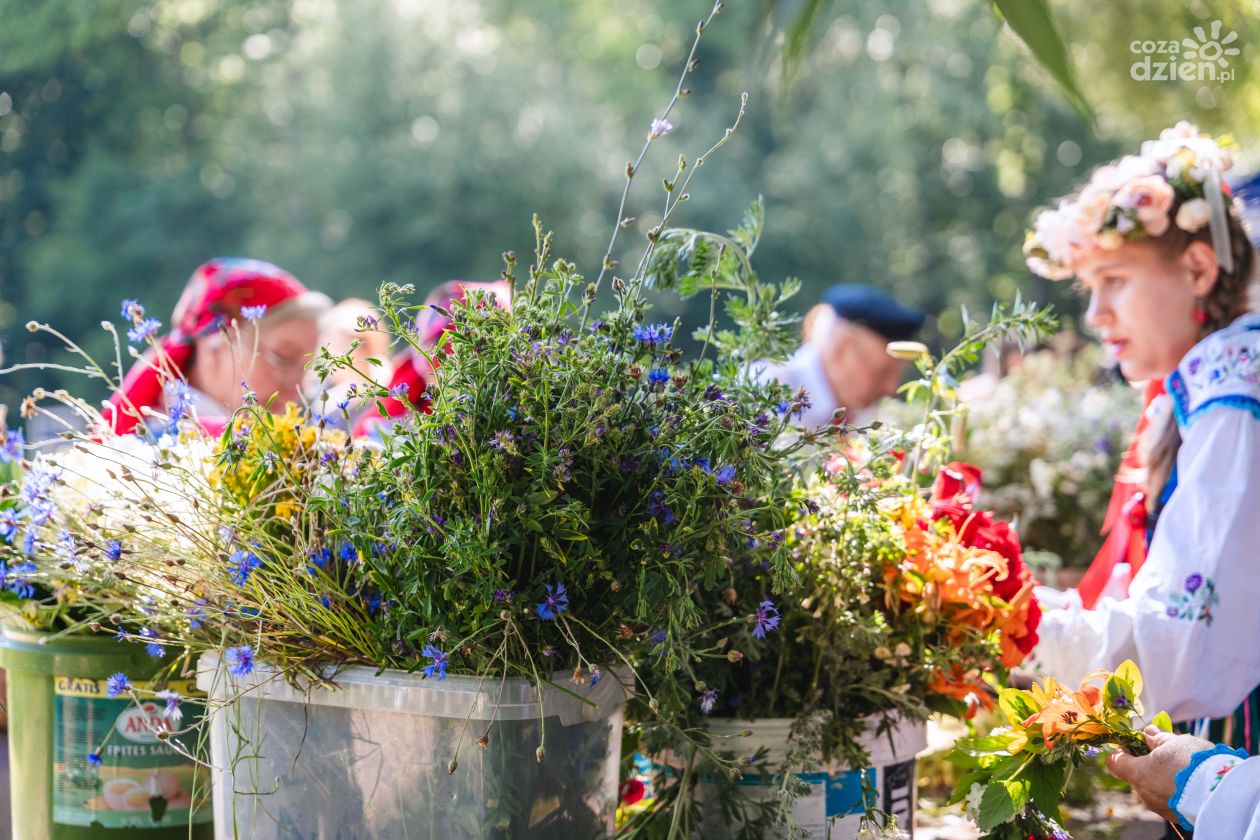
[719,762,915,838]
[52,675,211,829]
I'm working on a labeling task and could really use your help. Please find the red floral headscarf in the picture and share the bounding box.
[106,258,315,435]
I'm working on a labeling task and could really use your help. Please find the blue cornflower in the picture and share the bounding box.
[138,627,163,658]
[155,689,183,724]
[0,428,24,463]
[104,539,123,562]
[700,688,718,715]
[0,561,36,599]
[121,299,145,320]
[745,596,776,637]
[165,381,194,426]
[775,400,791,415]
[54,531,83,569]
[308,547,331,573]
[127,318,162,343]
[115,628,128,643]
[338,542,357,564]
[336,398,350,412]
[240,305,268,322]
[589,666,601,687]
[20,463,59,507]
[0,510,19,542]
[105,672,133,698]
[536,582,569,620]
[228,549,262,586]
[646,492,675,526]
[86,751,103,767]
[752,600,781,639]
[631,323,673,346]
[186,599,207,630]
[225,645,256,677]
[715,465,736,485]
[647,369,670,386]
[422,645,449,680]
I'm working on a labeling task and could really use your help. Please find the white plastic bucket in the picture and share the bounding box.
[700,716,926,838]
[196,652,629,839]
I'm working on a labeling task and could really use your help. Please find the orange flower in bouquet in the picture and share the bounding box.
[882,462,1042,711]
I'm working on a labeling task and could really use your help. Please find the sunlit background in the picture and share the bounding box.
[1,0,1257,413]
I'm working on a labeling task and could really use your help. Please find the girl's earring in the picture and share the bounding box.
[1192,302,1208,325]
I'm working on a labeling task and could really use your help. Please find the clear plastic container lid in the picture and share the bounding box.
[196,651,631,726]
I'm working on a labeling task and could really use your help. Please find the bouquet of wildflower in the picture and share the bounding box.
[947,661,1171,839]
[614,308,1054,838]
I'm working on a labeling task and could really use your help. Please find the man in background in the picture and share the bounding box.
[762,283,925,427]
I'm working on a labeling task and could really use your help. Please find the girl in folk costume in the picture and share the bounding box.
[1025,124,1260,785]
[106,258,331,436]
[352,280,510,437]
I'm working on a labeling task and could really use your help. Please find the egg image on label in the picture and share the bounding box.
[147,769,182,800]
[123,787,153,811]
[103,779,140,811]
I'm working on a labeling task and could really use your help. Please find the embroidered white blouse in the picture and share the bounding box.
[1033,311,1260,721]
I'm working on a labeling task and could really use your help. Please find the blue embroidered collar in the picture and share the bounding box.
[1166,312,1260,428]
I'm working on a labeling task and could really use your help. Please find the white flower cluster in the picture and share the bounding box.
[1023,121,1236,280]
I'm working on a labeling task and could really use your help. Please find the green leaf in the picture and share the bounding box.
[998,688,1038,727]
[977,782,1016,831]
[1026,758,1067,821]
[990,0,1093,123]
[1114,659,1144,700]
[1152,711,1173,732]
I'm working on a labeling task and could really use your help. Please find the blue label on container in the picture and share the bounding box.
[824,769,872,818]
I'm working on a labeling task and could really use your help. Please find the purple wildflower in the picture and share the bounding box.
[752,600,781,639]
[493,588,514,604]
[120,299,145,320]
[105,672,132,697]
[422,645,449,680]
[127,318,162,343]
[648,118,673,139]
[536,582,569,620]
[715,465,736,485]
[389,382,410,400]
[589,666,601,687]
[225,645,256,677]
[700,688,718,715]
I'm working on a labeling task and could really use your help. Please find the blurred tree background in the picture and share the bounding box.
[1,0,1257,414]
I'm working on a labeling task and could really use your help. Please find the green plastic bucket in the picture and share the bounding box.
[0,624,213,839]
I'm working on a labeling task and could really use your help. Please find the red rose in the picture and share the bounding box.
[621,778,646,806]
[930,462,983,507]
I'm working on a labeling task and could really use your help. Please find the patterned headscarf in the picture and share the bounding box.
[106,258,319,434]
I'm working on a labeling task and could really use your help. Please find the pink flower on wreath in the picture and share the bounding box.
[1067,191,1113,252]
[1113,176,1175,237]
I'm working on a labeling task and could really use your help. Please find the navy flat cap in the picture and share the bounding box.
[822,284,925,342]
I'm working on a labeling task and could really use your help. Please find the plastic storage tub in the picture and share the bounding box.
[698,716,927,838]
[196,652,628,839]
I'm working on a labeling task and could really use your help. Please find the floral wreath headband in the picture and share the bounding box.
[1024,122,1239,280]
